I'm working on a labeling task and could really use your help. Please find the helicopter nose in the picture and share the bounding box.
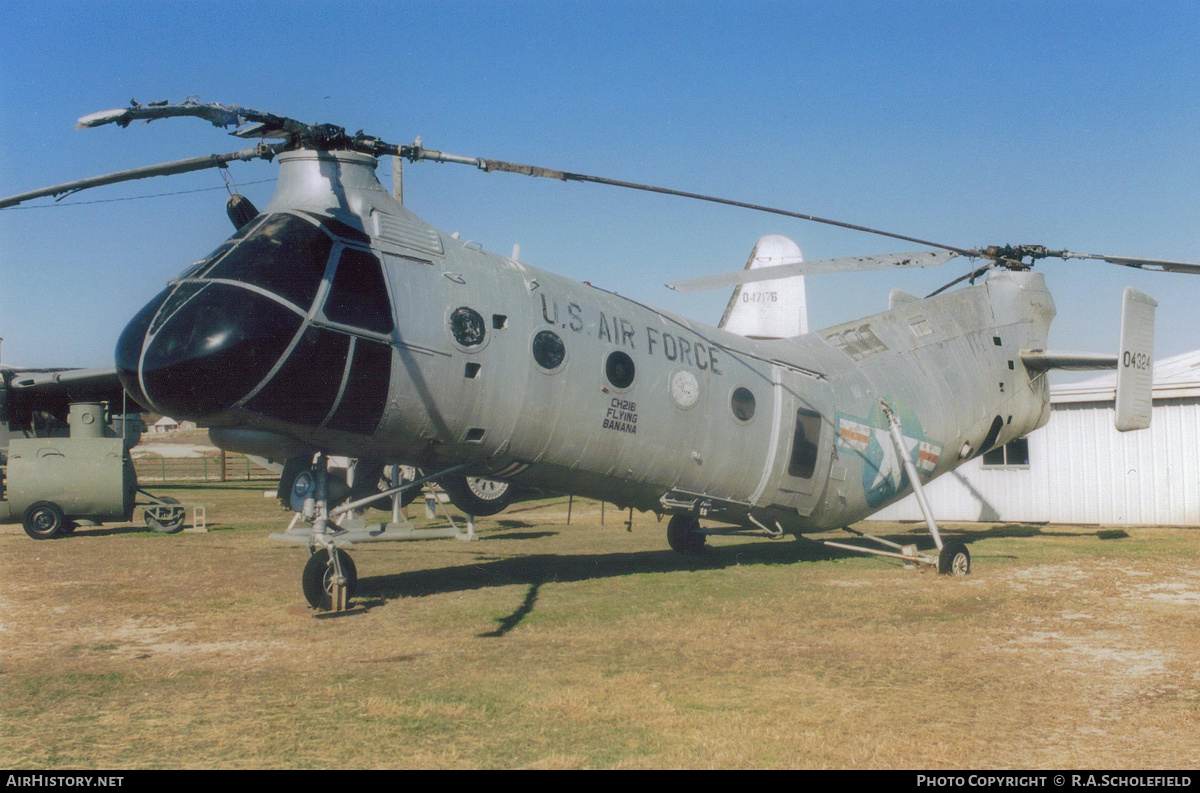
[116,283,303,420]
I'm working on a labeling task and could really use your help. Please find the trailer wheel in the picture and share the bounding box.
[145,497,186,533]
[23,501,67,540]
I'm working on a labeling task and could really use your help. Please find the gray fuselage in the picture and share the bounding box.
[121,149,1055,533]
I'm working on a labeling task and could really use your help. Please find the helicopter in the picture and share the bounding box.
[3,99,1198,611]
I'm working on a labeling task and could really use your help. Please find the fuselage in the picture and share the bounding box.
[116,149,1056,532]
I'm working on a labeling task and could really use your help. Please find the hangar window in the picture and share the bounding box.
[981,438,1030,469]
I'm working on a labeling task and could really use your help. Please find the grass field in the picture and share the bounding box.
[2,483,1199,769]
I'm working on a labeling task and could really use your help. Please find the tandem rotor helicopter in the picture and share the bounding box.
[4,99,1199,610]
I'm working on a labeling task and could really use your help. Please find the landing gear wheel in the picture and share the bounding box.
[439,474,517,516]
[23,501,67,540]
[938,540,971,576]
[302,548,358,610]
[145,497,186,533]
[667,515,707,554]
[394,469,421,508]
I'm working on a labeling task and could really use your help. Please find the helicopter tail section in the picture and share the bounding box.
[1020,287,1157,431]
[718,235,809,339]
[1114,287,1157,431]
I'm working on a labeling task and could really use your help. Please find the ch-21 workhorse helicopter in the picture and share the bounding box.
[4,100,1197,611]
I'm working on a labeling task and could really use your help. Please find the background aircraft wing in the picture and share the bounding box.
[1,366,146,427]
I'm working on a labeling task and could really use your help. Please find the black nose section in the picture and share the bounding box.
[115,287,169,411]
[117,283,302,420]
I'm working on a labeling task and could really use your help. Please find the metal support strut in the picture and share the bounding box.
[879,400,943,551]
[823,400,970,575]
[275,461,479,612]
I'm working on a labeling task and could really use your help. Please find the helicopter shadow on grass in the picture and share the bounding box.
[356,536,860,634]
[46,524,168,538]
[844,521,1131,568]
[482,520,552,541]
[925,522,1130,541]
[358,523,1130,632]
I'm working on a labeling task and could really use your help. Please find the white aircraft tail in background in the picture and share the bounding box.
[718,234,808,339]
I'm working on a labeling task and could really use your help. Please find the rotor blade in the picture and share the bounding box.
[0,145,278,208]
[402,144,980,258]
[665,250,958,293]
[925,261,1000,298]
[1061,251,1200,275]
[76,100,312,139]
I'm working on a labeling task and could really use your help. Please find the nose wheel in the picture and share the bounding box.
[302,547,358,611]
[283,458,473,612]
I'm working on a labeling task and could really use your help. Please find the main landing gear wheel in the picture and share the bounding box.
[439,474,517,516]
[667,515,707,554]
[394,470,421,508]
[22,501,69,540]
[938,540,971,576]
[302,548,358,610]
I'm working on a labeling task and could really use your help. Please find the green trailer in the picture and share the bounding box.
[0,402,185,538]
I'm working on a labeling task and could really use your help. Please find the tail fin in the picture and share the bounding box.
[718,234,808,338]
[1114,287,1157,431]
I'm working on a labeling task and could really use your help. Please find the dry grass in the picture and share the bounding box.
[2,484,1199,769]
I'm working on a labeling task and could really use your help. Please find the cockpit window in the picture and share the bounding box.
[149,282,207,335]
[324,248,394,334]
[245,326,351,426]
[202,213,334,311]
[326,337,392,435]
[176,214,267,281]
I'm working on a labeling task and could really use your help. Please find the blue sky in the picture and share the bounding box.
[2,1,1198,374]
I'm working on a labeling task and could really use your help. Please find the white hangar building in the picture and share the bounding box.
[868,349,1200,527]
